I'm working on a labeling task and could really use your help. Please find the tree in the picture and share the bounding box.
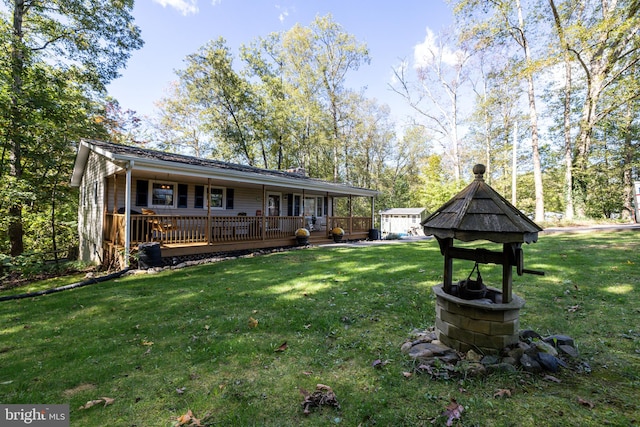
[3,0,143,256]
[390,29,470,182]
[548,0,640,217]
[152,82,213,157]
[282,15,370,182]
[454,0,547,221]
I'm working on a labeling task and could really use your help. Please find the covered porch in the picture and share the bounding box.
[104,212,373,262]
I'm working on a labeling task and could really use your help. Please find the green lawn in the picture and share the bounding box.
[1,231,638,426]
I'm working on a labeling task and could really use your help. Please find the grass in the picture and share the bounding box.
[0,231,638,426]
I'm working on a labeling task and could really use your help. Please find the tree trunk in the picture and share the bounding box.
[9,0,26,256]
[621,103,636,222]
[516,0,544,222]
[549,0,574,220]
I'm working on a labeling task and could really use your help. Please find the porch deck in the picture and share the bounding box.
[104,213,372,261]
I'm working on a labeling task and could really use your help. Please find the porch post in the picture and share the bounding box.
[207,179,211,244]
[262,185,266,240]
[113,175,118,214]
[124,161,133,268]
[349,195,353,234]
[370,196,375,230]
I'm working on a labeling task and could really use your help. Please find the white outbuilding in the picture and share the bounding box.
[379,208,427,237]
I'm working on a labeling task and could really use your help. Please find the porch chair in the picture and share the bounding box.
[141,208,178,242]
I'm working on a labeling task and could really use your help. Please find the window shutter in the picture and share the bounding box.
[194,185,204,209]
[226,188,234,210]
[178,184,188,208]
[136,180,148,207]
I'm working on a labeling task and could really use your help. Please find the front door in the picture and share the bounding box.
[267,194,281,217]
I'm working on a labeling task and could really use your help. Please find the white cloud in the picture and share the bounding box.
[275,5,289,23]
[413,28,461,68]
[153,0,199,16]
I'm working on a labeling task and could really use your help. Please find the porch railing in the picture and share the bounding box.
[327,216,373,235]
[105,214,333,246]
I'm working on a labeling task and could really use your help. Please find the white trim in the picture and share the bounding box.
[149,180,178,209]
[208,186,226,210]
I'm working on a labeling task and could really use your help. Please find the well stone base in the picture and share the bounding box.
[433,284,526,354]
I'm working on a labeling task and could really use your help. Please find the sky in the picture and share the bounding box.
[107,0,455,125]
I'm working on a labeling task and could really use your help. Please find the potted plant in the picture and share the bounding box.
[331,227,345,243]
[295,228,311,246]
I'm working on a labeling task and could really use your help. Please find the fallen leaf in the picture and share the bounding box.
[494,389,512,398]
[176,387,186,395]
[302,371,313,376]
[577,397,595,409]
[175,411,191,425]
[79,397,115,410]
[275,342,288,352]
[543,374,562,383]
[204,325,210,331]
[248,317,258,328]
[372,359,390,368]
[402,371,413,378]
[79,400,103,410]
[442,398,464,426]
[142,340,154,346]
[300,384,340,415]
[567,304,581,313]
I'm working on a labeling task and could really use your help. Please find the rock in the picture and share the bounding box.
[508,347,525,363]
[439,351,461,364]
[409,342,451,356]
[536,352,560,372]
[544,335,575,348]
[520,329,542,341]
[520,354,542,373]
[502,356,517,366]
[400,342,413,354]
[466,350,482,362]
[558,344,579,358]
[487,363,517,374]
[463,362,486,377]
[535,341,559,357]
[409,349,433,359]
[480,355,500,366]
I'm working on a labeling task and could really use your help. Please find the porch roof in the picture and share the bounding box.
[71,139,378,197]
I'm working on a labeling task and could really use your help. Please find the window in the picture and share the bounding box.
[178,184,188,208]
[194,185,204,209]
[304,197,315,216]
[151,182,175,207]
[136,180,149,207]
[288,194,302,216]
[210,187,224,209]
[316,197,324,217]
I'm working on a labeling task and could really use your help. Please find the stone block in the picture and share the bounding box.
[490,318,519,335]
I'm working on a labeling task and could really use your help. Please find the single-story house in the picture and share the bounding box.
[70,139,378,268]
[379,208,427,237]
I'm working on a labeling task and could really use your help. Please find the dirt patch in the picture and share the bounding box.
[63,383,96,398]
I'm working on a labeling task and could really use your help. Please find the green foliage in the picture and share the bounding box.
[411,155,465,213]
[1,0,142,256]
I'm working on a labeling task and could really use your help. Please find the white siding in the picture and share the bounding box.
[78,152,120,264]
